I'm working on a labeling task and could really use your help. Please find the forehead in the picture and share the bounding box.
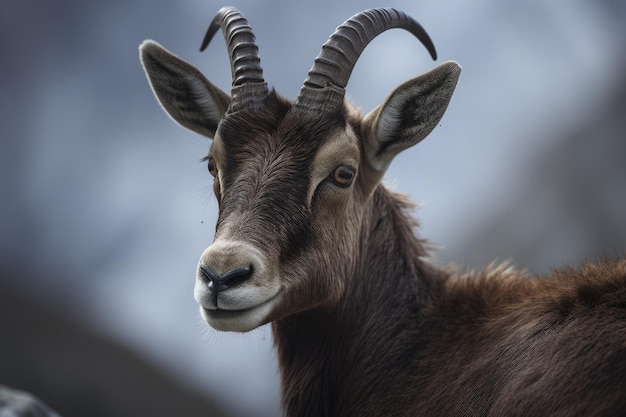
[211,93,349,162]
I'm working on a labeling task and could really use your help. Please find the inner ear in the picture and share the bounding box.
[362,61,461,172]
[140,40,231,139]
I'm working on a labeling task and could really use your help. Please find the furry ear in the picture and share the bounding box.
[139,40,231,139]
[361,61,461,171]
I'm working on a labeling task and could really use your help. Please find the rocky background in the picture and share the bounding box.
[1,1,625,416]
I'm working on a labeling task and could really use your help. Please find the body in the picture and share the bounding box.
[276,186,626,416]
[140,7,626,416]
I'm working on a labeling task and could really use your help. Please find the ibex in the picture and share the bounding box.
[140,7,626,417]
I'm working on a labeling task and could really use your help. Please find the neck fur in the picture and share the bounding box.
[272,186,445,417]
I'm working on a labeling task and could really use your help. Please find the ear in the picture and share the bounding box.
[361,61,461,171]
[139,40,231,139]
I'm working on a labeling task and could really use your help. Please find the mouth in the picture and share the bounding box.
[199,291,281,332]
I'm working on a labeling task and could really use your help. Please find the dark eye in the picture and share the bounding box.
[330,165,355,188]
[207,157,217,177]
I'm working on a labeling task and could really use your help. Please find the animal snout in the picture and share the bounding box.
[195,239,268,305]
[194,239,280,320]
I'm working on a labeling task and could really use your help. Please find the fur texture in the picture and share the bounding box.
[139,20,625,417]
[274,184,626,417]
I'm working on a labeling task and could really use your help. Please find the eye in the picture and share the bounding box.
[330,165,355,188]
[207,157,217,177]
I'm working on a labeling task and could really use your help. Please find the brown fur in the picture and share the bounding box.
[273,183,626,417]
[139,32,625,417]
[207,98,626,416]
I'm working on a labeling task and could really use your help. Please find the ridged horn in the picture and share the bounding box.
[200,6,268,112]
[295,8,437,112]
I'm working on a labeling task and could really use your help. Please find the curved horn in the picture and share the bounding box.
[201,6,268,112]
[296,8,437,112]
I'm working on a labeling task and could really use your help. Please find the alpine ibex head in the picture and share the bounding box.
[140,6,460,332]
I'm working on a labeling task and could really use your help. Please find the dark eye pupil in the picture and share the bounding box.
[333,166,354,187]
[338,169,352,179]
[207,158,217,176]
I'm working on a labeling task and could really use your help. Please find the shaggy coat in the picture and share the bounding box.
[274,185,626,417]
[139,7,626,417]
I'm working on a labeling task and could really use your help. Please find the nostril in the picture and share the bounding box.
[198,264,252,307]
[199,264,253,293]
[219,265,253,288]
[200,265,219,283]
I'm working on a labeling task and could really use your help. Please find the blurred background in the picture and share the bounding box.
[1,0,625,416]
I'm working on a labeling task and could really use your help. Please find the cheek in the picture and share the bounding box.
[280,239,346,313]
[315,194,361,252]
[213,179,222,207]
[300,204,361,288]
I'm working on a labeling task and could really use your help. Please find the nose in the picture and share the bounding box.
[199,265,253,304]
